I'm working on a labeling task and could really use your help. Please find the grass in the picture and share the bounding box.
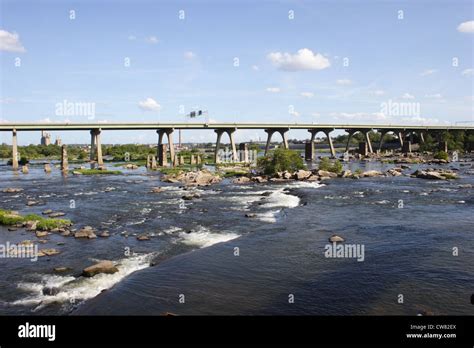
[73,169,122,175]
[0,209,72,230]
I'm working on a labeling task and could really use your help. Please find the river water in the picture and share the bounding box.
[0,159,473,315]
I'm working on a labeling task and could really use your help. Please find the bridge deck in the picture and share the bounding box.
[0,123,472,131]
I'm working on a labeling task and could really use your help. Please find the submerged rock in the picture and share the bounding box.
[137,234,150,241]
[233,176,251,184]
[38,248,60,257]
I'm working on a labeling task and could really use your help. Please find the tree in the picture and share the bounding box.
[257,148,304,175]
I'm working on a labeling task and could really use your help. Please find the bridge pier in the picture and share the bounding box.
[345,130,355,152]
[397,131,405,149]
[12,129,19,170]
[214,128,238,164]
[61,145,68,172]
[364,131,373,154]
[239,143,249,163]
[378,130,388,151]
[419,131,426,143]
[157,129,175,166]
[326,131,336,158]
[264,128,288,155]
[90,129,104,169]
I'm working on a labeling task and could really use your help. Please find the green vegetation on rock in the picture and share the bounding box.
[433,151,449,161]
[318,157,343,174]
[0,209,71,230]
[257,148,304,175]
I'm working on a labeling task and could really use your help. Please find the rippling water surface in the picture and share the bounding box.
[0,160,473,315]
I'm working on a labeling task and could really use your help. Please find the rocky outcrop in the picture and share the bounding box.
[37,248,60,257]
[361,170,383,177]
[411,169,458,180]
[82,261,119,277]
[317,170,338,178]
[233,176,251,184]
[294,170,312,180]
[74,226,97,239]
[163,170,221,186]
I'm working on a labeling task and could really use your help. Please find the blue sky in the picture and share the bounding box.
[0,0,473,144]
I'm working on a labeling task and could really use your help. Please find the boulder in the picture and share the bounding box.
[294,170,312,180]
[245,213,257,218]
[340,170,352,178]
[74,226,97,239]
[150,187,163,193]
[361,170,383,177]
[54,267,70,273]
[2,188,23,193]
[317,170,337,178]
[387,169,402,176]
[25,221,38,231]
[36,231,49,238]
[233,176,251,184]
[72,171,83,175]
[42,209,53,215]
[329,235,345,243]
[22,166,29,174]
[82,261,119,277]
[251,176,268,183]
[44,164,52,173]
[137,234,150,241]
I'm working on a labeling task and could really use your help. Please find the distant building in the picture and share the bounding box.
[41,131,51,146]
[54,137,62,146]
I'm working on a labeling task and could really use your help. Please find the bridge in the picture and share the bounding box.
[1,122,473,170]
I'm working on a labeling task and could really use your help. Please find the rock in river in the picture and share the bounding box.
[74,226,97,239]
[329,235,345,243]
[82,261,119,277]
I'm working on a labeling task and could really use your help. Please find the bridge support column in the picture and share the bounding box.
[305,141,314,161]
[364,131,373,154]
[214,128,238,163]
[157,129,175,166]
[419,131,426,143]
[397,131,405,149]
[378,130,388,151]
[345,130,355,152]
[90,129,104,169]
[158,144,168,166]
[325,130,336,158]
[61,145,69,172]
[12,129,19,170]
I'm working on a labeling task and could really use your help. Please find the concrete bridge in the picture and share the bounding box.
[1,122,473,170]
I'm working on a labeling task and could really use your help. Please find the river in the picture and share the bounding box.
[0,159,473,315]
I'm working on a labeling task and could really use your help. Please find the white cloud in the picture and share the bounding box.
[266,87,280,93]
[336,79,352,85]
[311,112,321,117]
[300,92,314,98]
[457,20,474,33]
[0,30,26,52]
[138,98,161,112]
[267,48,330,71]
[420,69,437,76]
[252,65,259,71]
[146,36,159,44]
[184,51,196,60]
[402,93,415,100]
[462,68,474,76]
[425,93,442,99]
[370,90,385,96]
[128,35,136,41]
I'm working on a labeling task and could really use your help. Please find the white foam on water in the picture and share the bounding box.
[285,181,325,189]
[11,253,153,311]
[178,226,239,248]
[256,209,281,223]
[260,189,300,208]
